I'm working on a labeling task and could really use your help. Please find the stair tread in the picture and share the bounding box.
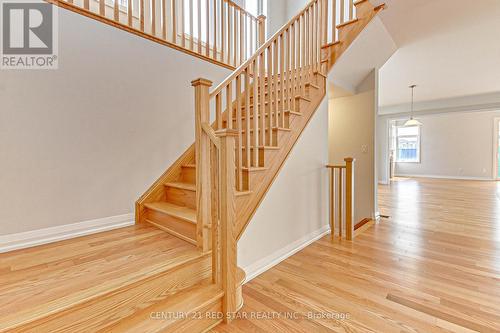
[164,181,196,191]
[145,202,197,224]
[106,283,224,332]
[0,225,202,331]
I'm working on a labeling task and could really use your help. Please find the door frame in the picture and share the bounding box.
[492,117,500,180]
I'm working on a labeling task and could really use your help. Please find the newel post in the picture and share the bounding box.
[344,157,355,240]
[258,15,267,46]
[192,78,213,252]
[216,128,238,323]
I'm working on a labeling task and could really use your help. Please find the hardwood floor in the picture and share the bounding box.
[213,177,500,332]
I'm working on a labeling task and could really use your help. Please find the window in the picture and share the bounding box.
[395,125,421,163]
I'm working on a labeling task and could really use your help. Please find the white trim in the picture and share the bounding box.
[0,214,135,253]
[493,118,500,180]
[394,174,493,181]
[242,225,330,283]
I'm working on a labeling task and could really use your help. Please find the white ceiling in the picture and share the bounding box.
[376,0,500,107]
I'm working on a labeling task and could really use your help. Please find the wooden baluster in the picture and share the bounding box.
[250,18,254,55]
[128,0,132,27]
[284,28,290,114]
[99,0,105,16]
[308,7,313,79]
[244,68,251,168]
[239,12,244,64]
[216,128,238,323]
[192,78,213,252]
[321,0,327,45]
[172,0,177,43]
[300,14,305,94]
[243,14,248,59]
[273,40,278,129]
[84,0,89,10]
[340,0,345,24]
[228,4,232,65]
[236,75,243,191]
[140,0,145,31]
[114,0,119,21]
[266,46,272,145]
[210,140,219,283]
[349,0,354,20]
[332,0,337,43]
[252,60,259,167]
[258,53,265,146]
[216,93,222,130]
[189,0,194,50]
[181,0,185,47]
[206,0,210,57]
[226,86,232,130]
[222,0,226,63]
[329,167,335,239]
[291,22,296,109]
[152,0,156,36]
[314,2,318,72]
[213,0,217,60]
[338,167,343,238]
[345,157,355,240]
[233,7,237,66]
[162,0,167,39]
[279,34,285,129]
[198,0,202,53]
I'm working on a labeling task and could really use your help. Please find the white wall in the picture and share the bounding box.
[329,72,376,223]
[239,98,329,280]
[388,110,500,180]
[0,8,231,236]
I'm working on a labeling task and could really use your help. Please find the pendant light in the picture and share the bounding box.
[404,84,422,126]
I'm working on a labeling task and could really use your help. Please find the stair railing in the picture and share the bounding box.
[192,0,360,321]
[327,157,355,240]
[49,0,263,68]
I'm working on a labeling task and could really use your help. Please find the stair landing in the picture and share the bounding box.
[0,224,212,332]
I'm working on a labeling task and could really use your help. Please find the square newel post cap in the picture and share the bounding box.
[344,157,355,163]
[215,129,239,137]
[257,14,266,22]
[191,78,213,87]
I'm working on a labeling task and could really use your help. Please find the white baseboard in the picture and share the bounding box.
[242,225,330,283]
[0,214,135,253]
[395,173,493,181]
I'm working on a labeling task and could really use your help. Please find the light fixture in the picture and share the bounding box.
[404,84,422,127]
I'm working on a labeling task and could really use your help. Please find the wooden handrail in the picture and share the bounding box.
[202,123,221,148]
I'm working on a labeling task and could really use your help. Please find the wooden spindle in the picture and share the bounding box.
[114,0,119,21]
[216,93,222,130]
[250,18,254,55]
[226,86,232,130]
[128,0,132,27]
[349,0,354,20]
[162,0,167,39]
[233,7,237,66]
[84,0,89,10]
[227,4,232,64]
[273,40,278,129]
[259,52,265,146]
[152,0,156,36]
[338,167,343,238]
[181,0,185,47]
[300,14,305,94]
[345,157,355,240]
[239,11,244,64]
[266,46,273,145]
[100,0,105,16]
[210,140,219,283]
[213,0,217,60]
[279,34,285,128]
[140,0,145,31]
[221,0,226,63]
[198,0,202,53]
[332,0,337,42]
[251,60,259,167]
[284,28,290,113]
[340,0,345,24]
[244,68,251,168]
[189,0,194,50]
[236,75,243,191]
[172,0,177,42]
[291,22,296,107]
[206,0,210,57]
[329,167,335,239]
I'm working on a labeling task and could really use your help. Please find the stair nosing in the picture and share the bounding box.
[164,181,196,192]
[145,202,197,224]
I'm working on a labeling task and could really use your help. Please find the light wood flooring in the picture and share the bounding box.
[213,177,500,332]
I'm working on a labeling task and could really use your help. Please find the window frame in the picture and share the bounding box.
[395,125,421,164]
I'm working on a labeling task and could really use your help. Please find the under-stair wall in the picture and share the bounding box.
[0,7,231,240]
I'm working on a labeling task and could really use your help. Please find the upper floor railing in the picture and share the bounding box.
[51,0,264,68]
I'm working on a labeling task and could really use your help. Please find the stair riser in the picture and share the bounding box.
[146,209,197,244]
[242,170,265,191]
[181,166,196,184]
[10,255,212,333]
[165,186,196,210]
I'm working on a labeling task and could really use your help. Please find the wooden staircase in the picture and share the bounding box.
[0,1,384,332]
